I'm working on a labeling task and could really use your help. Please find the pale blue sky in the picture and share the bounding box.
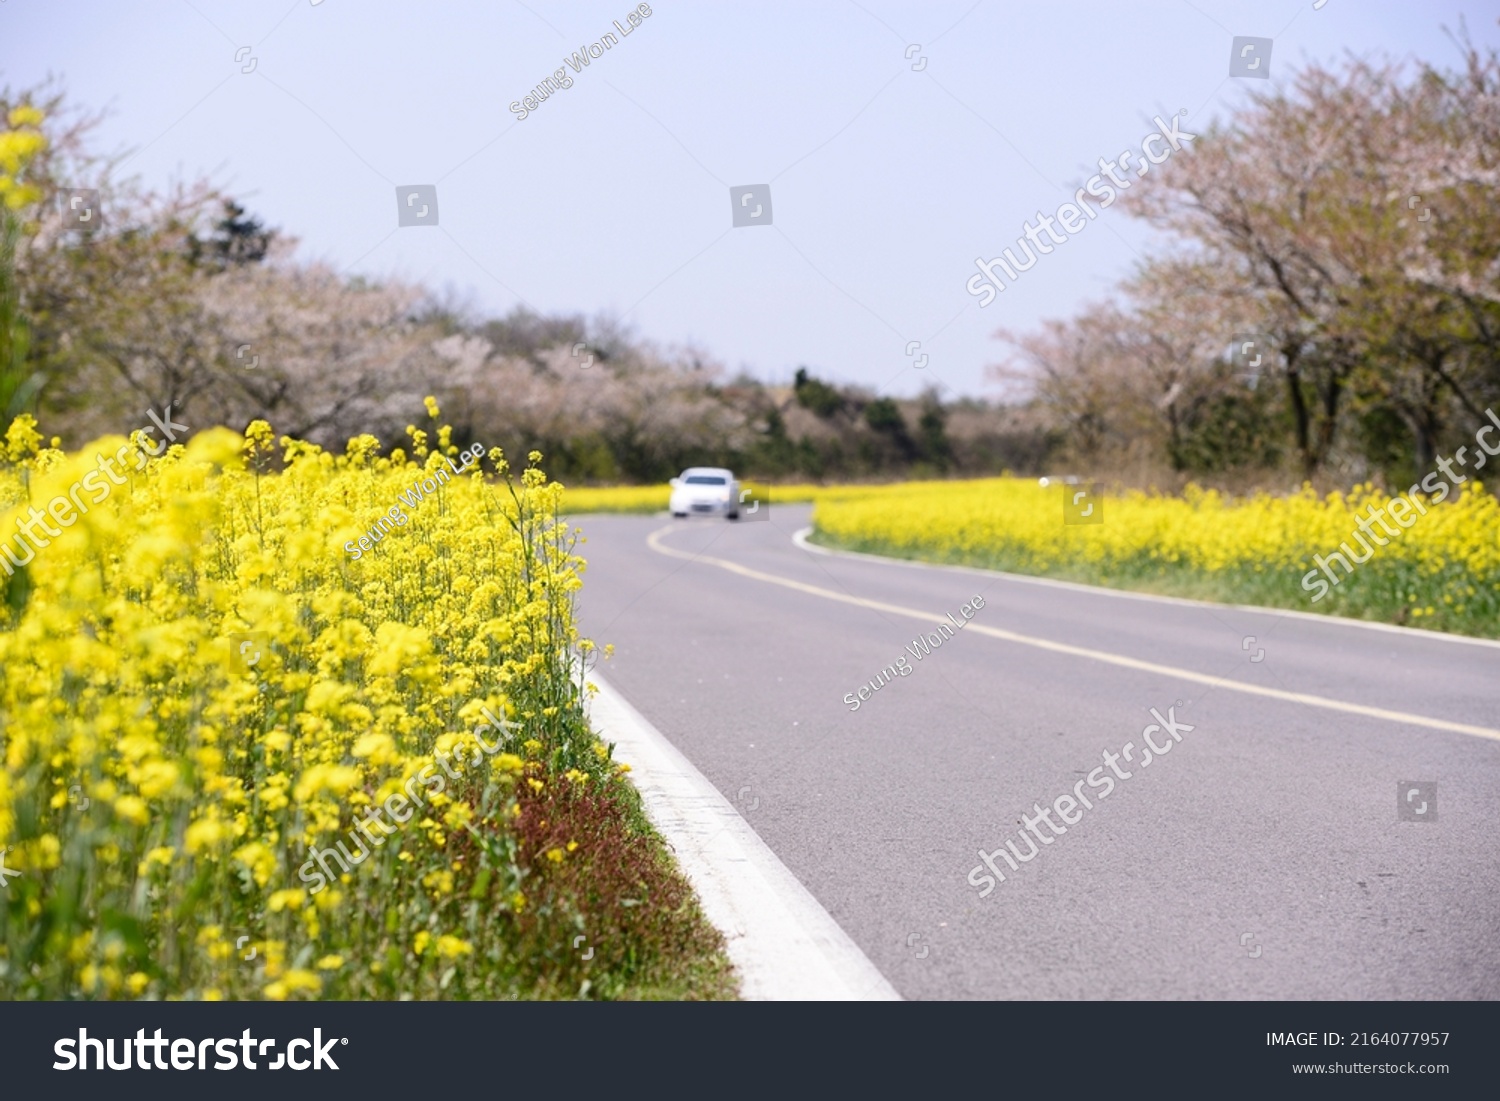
[3,0,1496,399]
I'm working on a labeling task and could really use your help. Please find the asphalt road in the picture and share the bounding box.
[574,504,1500,1000]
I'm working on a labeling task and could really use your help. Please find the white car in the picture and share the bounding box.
[669,467,743,520]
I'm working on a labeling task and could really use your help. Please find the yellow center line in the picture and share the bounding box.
[646,526,1500,744]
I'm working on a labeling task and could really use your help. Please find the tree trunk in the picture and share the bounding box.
[1285,365,1313,478]
[1313,371,1343,473]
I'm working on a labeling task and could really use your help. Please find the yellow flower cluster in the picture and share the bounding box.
[0,106,47,212]
[0,402,601,999]
[810,478,1500,634]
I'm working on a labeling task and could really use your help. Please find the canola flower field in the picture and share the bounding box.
[0,404,733,1001]
[815,479,1500,637]
[563,478,1500,637]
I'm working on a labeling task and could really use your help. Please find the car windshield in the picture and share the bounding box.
[684,475,727,485]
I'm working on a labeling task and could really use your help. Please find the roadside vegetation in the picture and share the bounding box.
[807,478,1500,639]
[0,403,735,1000]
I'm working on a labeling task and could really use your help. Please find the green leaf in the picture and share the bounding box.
[3,558,33,618]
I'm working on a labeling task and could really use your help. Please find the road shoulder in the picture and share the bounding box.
[584,669,901,1001]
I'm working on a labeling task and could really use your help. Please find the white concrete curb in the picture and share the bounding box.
[583,669,901,1001]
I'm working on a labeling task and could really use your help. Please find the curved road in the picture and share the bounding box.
[575,505,1500,1000]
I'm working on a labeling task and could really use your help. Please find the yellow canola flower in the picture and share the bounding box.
[234,842,278,887]
[264,970,322,1001]
[292,764,362,803]
[268,888,308,912]
[0,413,598,1001]
[805,476,1500,635]
[0,126,46,178]
[135,760,180,799]
[112,797,150,827]
[351,732,400,766]
[7,105,45,128]
[184,817,228,855]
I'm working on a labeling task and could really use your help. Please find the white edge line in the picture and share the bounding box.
[792,526,1500,652]
[582,667,902,1002]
